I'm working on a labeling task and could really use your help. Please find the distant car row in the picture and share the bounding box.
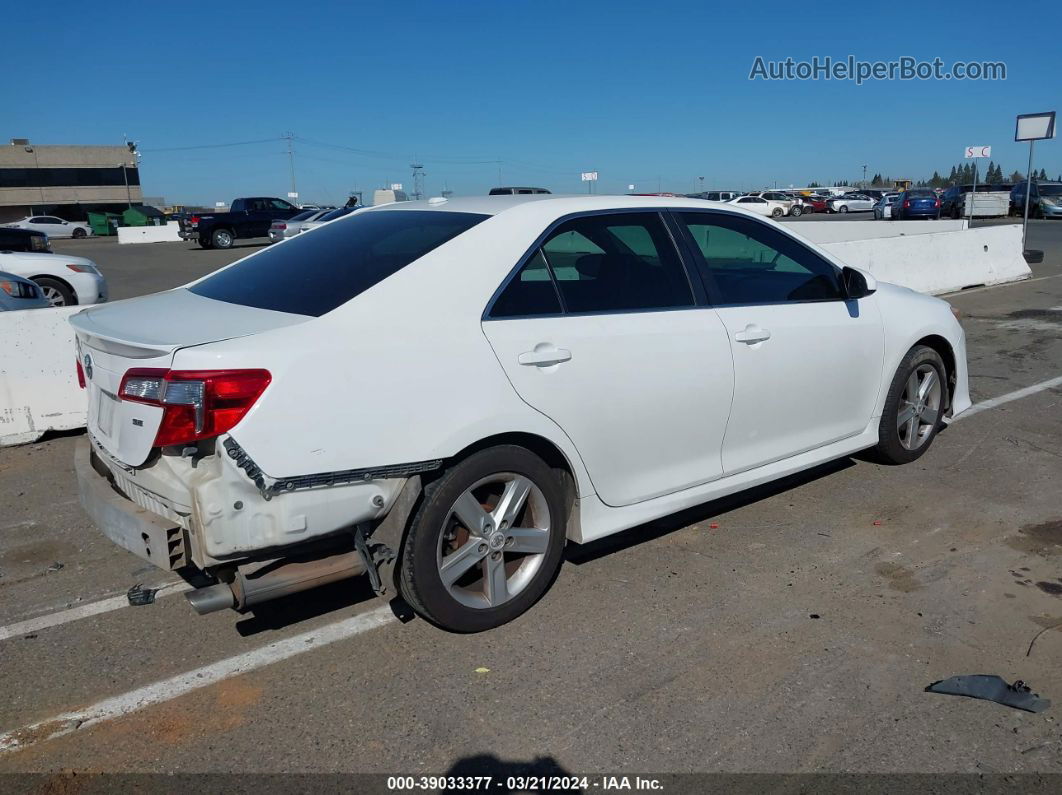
[268,206,357,242]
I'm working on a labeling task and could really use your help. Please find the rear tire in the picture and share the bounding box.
[839,205,849,213]
[400,446,567,632]
[33,277,76,307]
[771,207,784,218]
[790,205,803,217]
[872,345,947,465]
[211,228,235,249]
[198,236,213,249]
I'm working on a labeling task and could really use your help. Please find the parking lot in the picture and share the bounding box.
[1,218,1061,778]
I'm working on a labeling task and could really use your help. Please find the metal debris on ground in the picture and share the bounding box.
[926,675,1050,713]
[45,561,64,573]
[126,584,158,606]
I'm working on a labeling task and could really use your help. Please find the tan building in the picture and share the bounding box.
[0,138,144,223]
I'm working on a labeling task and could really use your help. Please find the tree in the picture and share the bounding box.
[948,166,958,184]
[1038,168,1048,180]
[871,173,883,186]
[808,182,822,188]
[1009,170,1025,183]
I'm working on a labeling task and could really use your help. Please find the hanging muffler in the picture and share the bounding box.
[185,548,367,615]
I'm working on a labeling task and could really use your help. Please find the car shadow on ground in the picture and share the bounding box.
[441,753,575,792]
[565,457,856,566]
[234,575,380,636]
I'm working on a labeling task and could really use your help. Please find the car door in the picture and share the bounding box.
[674,210,884,475]
[481,211,735,507]
[736,197,769,216]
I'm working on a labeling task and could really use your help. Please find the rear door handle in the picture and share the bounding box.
[734,324,771,344]
[518,347,572,367]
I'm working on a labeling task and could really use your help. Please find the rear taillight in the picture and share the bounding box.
[190,215,200,226]
[119,368,271,447]
[903,200,911,208]
[274,223,287,230]
[76,360,85,389]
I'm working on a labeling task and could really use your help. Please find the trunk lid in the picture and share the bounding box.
[71,289,307,466]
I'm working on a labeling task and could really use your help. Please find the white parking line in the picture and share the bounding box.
[956,375,1062,421]
[0,604,396,754]
[0,581,192,642]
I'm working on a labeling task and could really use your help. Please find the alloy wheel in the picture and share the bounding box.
[41,286,65,306]
[436,473,551,609]
[897,364,942,450]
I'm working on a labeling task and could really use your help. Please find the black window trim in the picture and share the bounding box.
[482,208,706,322]
[669,208,851,308]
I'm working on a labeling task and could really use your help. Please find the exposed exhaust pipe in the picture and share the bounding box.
[185,549,366,615]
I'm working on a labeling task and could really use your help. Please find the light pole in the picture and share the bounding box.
[120,162,132,207]
[862,164,868,189]
[699,175,705,194]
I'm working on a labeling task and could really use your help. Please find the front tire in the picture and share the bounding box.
[72,227,86,239]
[790,205,803,217]
[33,277,76,307]
[872,345,947,465]
[839,205,849,214]
[400,446,567,632]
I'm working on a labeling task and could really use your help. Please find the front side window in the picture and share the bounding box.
[539,213,693,314]
[190,210,488,316]
[270,199,296,210]
[679,212,844,305]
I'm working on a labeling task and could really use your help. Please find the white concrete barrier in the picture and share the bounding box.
[816,224,1030,295]
[117,222,182,244]
[791,219,968,244]
[0,306,84,446]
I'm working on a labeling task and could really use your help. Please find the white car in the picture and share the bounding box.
[727,195,790,218]
[268,209,330,242]
[71,195,969,632]
[827,194,875,213]
[5,215,93,239]
[0,251,108,306]
[873,193,901,220]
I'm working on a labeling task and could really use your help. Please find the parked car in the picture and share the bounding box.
[0,251,107,306]
[489,187,551,195]
[268,209,331,243]
[0,227,51,253]
[893,189,941,220]
[4,216,92,239]
[861,189,887,200]
[826,194,875,213]
[758,192,802,216]
[873,193,901,220]
[701,191,739,202]
[0,271,50,311]
[178,197,303,249]
[298,205,357,232]
[727,195,789,218]
[71,195,969,632]
[1009,181,1062,219]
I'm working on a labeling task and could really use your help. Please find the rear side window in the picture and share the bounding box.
[540,212,693,313]
[190,210,488,316]
[490,251,562,318]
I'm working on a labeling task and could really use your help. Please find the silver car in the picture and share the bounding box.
[0,271,50,311]
[873,193,901,220]
[268,209,330,243]
[828,194,876,213]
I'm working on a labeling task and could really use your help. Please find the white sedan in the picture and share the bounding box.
[0,251,108,306]
[5,215,93,239]
[71,195,969,632]
[726,195,790,218]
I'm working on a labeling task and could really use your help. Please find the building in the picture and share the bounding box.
[0,138,143,223]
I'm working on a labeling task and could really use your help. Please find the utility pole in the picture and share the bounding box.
[698,176,705,194]
[411,163,425,200]
[862,164,868,189]
[284,132,297,202]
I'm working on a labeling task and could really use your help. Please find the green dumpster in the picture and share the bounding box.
[87,212,122,236]
[122,205,167,227]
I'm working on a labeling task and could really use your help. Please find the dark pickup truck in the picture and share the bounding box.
[178,197,302,249]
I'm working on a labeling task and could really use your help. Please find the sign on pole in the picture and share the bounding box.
[628,184,635,191]
[580,172,598,182]
[287,191,299,198]
[1014,111,1057,253]
[964,146,991,158]
[390,183,403,191]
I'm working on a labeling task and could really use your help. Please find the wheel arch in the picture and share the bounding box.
[30,273,77,302]
[913,334,957,412]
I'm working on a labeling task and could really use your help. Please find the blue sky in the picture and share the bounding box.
[6,1,1060,204]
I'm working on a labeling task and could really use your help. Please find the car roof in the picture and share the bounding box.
[366,193,767,218]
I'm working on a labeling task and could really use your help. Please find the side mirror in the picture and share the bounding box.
[842,266,877,299]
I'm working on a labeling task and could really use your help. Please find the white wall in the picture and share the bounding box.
[791,219,969,244]
[0,306,84,446]
[818,224,1030,295]
[117,222,182,244]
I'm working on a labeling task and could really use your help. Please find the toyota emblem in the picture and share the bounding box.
[83,353,93,381]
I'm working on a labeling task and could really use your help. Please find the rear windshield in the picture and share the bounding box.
[190,210,488,316]
[907,190,936,197]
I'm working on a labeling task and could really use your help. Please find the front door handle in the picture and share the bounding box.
[518,347,572,367]
[734,324,771,344]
